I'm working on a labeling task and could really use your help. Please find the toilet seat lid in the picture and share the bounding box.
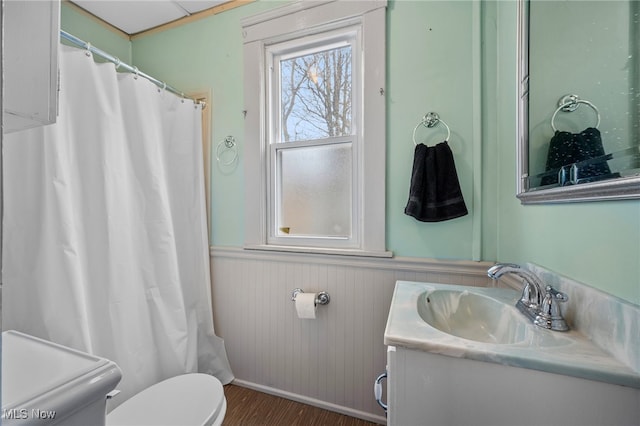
[107,373,225,426]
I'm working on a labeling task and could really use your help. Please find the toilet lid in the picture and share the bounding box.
[107,373,225,426]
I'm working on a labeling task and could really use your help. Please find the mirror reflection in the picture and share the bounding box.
[526,0,640,190]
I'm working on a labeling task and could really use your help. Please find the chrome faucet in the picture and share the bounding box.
[487,263,569,331]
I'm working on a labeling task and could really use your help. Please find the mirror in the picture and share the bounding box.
[516,0,640,203]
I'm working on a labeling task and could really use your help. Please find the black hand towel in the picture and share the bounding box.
[541,127,614,185]
[404,141,468,222]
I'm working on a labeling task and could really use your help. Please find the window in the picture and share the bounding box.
[242,0,389,256]
[268,29,358,248]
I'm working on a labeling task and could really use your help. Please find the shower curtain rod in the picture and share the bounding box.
[60,30,202,106]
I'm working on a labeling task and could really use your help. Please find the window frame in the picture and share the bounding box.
[242,0,390,257]
[266,26,361,249]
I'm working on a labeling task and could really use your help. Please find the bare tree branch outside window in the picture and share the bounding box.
[280,46,352,142]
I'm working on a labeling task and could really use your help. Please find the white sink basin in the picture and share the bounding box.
[417,289,529,344]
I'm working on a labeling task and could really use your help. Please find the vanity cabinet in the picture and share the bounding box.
[386,345,640,426]
[3,0,60,133]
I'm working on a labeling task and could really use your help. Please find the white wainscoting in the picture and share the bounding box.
[210,247,494,423]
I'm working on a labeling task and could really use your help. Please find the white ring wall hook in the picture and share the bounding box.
[216,136,239,166]
[412,112,451,145]
[550,94,601,132]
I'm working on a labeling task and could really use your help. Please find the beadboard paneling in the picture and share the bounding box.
[210,247,494,423]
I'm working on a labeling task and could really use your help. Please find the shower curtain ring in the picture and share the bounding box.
[114,57,122,70]
[133,66,139,80]
[85,42,92,57]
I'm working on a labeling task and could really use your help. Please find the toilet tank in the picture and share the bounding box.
[2,330,122,425]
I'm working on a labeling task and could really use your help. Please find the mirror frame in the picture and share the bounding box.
[515,0,640,204]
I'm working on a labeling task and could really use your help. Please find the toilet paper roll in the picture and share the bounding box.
[295,293,317,319]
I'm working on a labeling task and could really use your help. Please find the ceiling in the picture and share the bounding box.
[70,0,232,35]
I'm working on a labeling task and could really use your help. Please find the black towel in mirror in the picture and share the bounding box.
[404,141,468,222]
[541,127,615,185]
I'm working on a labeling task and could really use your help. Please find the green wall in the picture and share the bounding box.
[129,0,484,260]
[386,1,481,260]
[61,4,131,63]
[61,1,640,304]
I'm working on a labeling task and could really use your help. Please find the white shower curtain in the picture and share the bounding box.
[2,45,233,407]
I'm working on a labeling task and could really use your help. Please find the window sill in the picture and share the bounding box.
[243,244,393,258]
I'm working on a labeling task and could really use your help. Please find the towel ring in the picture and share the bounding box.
[216,136,238,166]
[412,112,451,145]
[551,94,600,132]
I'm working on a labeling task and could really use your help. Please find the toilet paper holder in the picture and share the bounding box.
[291,288,330,306]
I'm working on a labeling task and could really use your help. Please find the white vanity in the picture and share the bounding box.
[383,280,640,426]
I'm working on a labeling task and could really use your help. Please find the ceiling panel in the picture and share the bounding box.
[71,0,231,35]
[176,0,228,14]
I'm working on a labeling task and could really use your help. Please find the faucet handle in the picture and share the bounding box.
[534,286,569,331]
[544,285,568,303]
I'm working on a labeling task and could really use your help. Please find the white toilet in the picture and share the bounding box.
[1,331,226,426]
[106,373,226,426]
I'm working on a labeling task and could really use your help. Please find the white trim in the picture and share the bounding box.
[244,244,392,258]
[242,0,387,255]
[471,1,482,261]
[241,0,387,43]
[265,26,362,249]
[211,246,493,277]
[231,379,387,425]
[360,5,387,253]
[240,0,337,29]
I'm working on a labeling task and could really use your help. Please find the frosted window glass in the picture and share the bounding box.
[277,143,352,237]
[280,45,352,142]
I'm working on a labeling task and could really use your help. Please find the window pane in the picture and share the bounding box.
[280,45,352,142]
[277,143,352,237]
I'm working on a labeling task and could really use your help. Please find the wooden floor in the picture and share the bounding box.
[222,384,380,426]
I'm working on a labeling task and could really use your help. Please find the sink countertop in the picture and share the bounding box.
[384,281,640,389]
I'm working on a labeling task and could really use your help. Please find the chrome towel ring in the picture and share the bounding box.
[216,136,238,166]
[412,112,451,145]
[551,94,601,132]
